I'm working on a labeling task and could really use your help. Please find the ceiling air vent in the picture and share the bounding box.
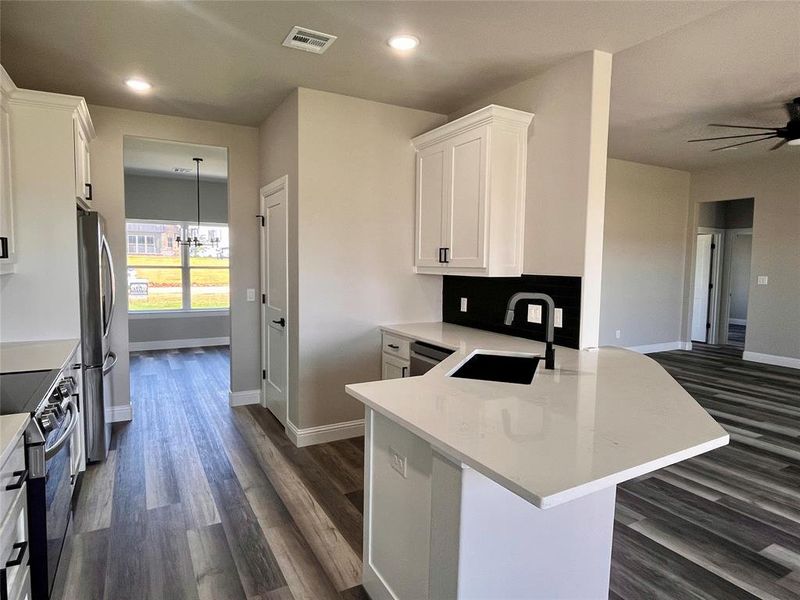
[282,26,337,54]
[173,167,193,174]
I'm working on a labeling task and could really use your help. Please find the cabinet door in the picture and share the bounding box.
[415,142,447,268]
[73,118,90,205]
[382,354,409,380]
[444,127,487,268]
[0,98,13,269]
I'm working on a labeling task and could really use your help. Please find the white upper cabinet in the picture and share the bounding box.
[0,68,15,274]
[73,115,92,209]
[413,105,533,277]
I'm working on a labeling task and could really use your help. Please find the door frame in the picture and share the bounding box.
[259,175,289,424]
[695,227,725,344]
[719,227,753,346]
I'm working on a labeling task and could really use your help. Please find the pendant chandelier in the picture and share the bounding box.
[175,157,219,248]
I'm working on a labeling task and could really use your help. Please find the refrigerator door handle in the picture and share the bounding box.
[102,235,116,337]
[102,351,117,375]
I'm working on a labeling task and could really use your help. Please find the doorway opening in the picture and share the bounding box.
[122,136,232,408]
[691,198,754,352]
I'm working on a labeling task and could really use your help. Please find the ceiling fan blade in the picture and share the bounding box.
[769,138,789,151]
[708,124,779,131]
[688,132,783,142]
[786,99,800,122]
[710,135,778,152]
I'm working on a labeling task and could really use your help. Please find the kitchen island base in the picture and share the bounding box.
[362,408,617,600]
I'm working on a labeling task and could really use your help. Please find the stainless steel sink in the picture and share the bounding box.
[448,351,540,385]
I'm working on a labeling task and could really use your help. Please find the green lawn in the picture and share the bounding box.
[128,292,229,311]
[127,254,229,310]
[128,254,229,287]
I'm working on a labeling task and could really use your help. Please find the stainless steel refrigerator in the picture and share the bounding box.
[77,211,117,462]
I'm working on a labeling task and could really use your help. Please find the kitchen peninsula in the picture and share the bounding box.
[346,322,728,600]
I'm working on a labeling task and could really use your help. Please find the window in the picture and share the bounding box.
[126,220,230,312]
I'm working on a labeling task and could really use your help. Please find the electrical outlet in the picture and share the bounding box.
[389,447,407,478]
[527,304,542,324]
[615,329,621,340]
[554,308,563,328]
[757,275,768,285]
[246,288,256,302]
[460,297,468,312]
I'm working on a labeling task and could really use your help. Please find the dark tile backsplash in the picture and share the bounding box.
[442,275,582,349]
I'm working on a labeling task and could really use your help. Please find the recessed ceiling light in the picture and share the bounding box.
[125,78,152,92]
[388,35,419,51]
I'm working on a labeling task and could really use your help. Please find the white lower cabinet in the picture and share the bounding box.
[0,432,29,600]
[382,353,409,380]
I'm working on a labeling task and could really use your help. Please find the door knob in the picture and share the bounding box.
[272,318,286,327]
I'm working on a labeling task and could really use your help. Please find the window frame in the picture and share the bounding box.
[126,218,230,314]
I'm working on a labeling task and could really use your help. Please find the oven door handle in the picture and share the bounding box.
[44,399,78,461]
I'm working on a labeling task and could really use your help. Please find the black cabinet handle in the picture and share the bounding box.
[443,247,450,263]
[387,344,400,349]
[271,318,286,327]
[438,247,445,263]
[85,183,93,201]
[0,237,7,259]
[5,469,27,491]
[5,541,27,567]
[401,366,408,377]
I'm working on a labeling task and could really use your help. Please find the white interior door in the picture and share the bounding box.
[692,234,713,342]
[260,177,288,425]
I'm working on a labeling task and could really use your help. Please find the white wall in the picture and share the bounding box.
[449,51,613,348]
[685,152,800,361]
[88,105,259,408]
[295,88,445,428]
[260,88,445,431]
[259,90,300,424]
[729,233,752,321]
[599,159,690,348]
[124,173,228,223]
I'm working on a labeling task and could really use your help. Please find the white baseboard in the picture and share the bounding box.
[743,351,800,370]
[129,337,230,351]
[625,341,692,354]
[107,404,133,423]
[286,418,364,447]
[729,318,747,326]
[229,388,262,407]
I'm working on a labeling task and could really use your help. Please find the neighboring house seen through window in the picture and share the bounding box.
[126,219,230,312]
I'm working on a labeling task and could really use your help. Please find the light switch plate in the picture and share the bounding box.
[554,308,563,328]
[757,275,768,285]
[615,329,621,340]
[460,297,468,312]
[389,447,407,478]
[527,304,542,324]
[246,288,256,302]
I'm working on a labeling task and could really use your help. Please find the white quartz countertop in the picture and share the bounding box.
[346,322,728,509]
[0,338,80,374]
[0,414,29,467]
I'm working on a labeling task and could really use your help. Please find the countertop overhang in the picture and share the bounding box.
[346,322,729,509]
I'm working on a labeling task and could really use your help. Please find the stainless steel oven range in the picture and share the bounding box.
[0,359,82,600]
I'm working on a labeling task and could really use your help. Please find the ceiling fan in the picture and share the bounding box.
[688,97,800,152]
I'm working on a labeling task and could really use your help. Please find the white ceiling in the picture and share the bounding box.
[1,0,726,125]
[2,1,797,170]
[610,1,800,170]
[123,137,228,180]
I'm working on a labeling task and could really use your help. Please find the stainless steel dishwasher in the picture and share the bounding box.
[409,341,454,376]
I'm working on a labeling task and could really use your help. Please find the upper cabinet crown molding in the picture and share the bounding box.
[412,105,533,149]
[413,104,533,278]
[8,89,95,139]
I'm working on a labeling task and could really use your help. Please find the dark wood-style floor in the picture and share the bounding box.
[56,342,800,600]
